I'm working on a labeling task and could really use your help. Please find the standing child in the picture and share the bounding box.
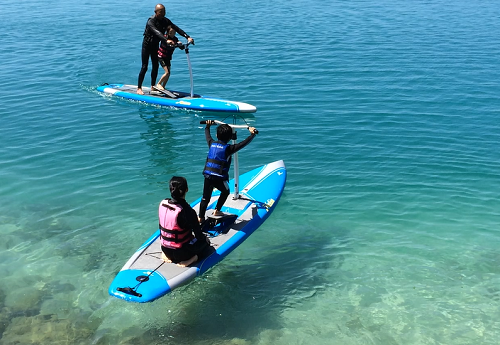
[198,120,258,223]
[155,26,185,91]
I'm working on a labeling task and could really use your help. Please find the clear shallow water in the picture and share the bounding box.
[1,0,500,344]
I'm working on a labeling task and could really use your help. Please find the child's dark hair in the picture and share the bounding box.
[169,176,188,199]
[216,124,233,143]
[168,25,178,35]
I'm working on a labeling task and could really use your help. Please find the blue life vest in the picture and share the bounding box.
[203,141,230,179]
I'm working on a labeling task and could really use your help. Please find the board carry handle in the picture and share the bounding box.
[115,261,165,299]
[200,120,259,134]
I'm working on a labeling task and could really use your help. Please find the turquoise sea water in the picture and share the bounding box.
[2,0,500,343]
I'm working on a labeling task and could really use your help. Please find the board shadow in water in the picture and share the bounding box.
[132,227,352,344]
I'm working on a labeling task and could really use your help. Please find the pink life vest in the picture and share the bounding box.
[158,201,193,249]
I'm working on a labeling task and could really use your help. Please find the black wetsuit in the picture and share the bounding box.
[160,198,212,263]
[198,126,256,219]
[137,16,189,89]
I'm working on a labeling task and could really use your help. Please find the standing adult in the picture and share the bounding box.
[137,4,194,95]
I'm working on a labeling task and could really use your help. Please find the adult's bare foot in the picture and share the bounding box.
[137,88,144,95]
[177,255,198,267]
[161,252,172,263]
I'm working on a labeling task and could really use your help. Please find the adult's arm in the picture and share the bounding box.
[146,17,169,42]
[169,22,190,40]
[176,205,205,241]
[184,208,206,240]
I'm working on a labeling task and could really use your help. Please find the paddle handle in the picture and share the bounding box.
[200,121,258,134]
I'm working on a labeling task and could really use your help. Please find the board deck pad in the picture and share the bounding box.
[108,160,286,302]
[207,210,237,218]
[113,84,197,98]
[151,86,178,98]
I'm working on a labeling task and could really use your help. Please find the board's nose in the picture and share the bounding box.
[235,102,257,113]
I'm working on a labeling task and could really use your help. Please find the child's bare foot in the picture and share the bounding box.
[154,84,165,91]
[177,255,198,267]
[137,88,144,95]
[161,252,172,263]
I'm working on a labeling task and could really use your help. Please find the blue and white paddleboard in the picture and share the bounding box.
[109,160,286,303]
[96,84,257,113]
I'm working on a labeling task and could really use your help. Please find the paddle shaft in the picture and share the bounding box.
[184,41,194,97]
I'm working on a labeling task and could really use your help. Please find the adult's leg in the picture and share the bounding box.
[161,246,191,264]
[137,43,150,92]
[179,237,211,267]
[161,252,172,263]
[162,245,198,267]
[177,255,198,267]
[150,49,160,87]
